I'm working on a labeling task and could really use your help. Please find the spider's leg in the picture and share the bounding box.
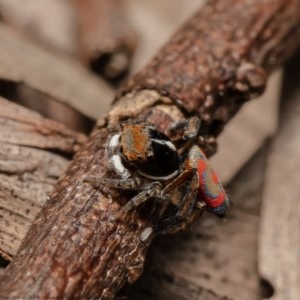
[145,168,196,219]
[153,169,205,235]
[172,117,218,156]
[110,181,163,219]
[112,170,195,221]
[181,116,202,142]
[83,175,142,191]
[161,168,195,196]
[172,117,201,149]
[171,116,201,140]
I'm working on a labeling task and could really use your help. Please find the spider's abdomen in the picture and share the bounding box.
[186,146,229,216]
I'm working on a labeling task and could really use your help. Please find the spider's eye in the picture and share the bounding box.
[137,130,179,180]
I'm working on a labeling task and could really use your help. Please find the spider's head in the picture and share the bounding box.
[119,123,179,180]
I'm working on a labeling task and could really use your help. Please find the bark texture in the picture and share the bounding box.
[1,0,300,299]
[0,96,86,261]
[119,0,300,136]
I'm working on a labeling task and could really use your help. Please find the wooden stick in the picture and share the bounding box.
[1,0,300,299]
[73,0,137,80]
[0,23,114,121]
[259,53,300,300]
[0,0,77,55]
[120,0,300,136]
[0,96,86,261]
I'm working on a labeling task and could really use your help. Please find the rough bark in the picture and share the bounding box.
[0,96,86,261]
[1,0,300,299]
[119,0,300,136]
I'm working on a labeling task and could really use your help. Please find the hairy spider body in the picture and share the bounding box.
[85,117,229,234]
[109,122,179,181]
[84,121,180,217]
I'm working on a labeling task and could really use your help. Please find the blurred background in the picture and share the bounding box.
[0,1,298,299]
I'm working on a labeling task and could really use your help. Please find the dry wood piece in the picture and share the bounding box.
[120,0,300,136]
[1,0,300,299]
[127,265,234,300]
[73,0,137,80]
[211,70,282,183]
[126,0,282,184]
[0,23,114,121]
[259,56,300,300]
[0,96,86,261]
[124,0,203,71]
[0,0,77,56]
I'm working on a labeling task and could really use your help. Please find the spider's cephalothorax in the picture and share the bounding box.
[84,121,180,200]
[109,122,179,181]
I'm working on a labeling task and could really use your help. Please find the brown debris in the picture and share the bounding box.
[0,97,86,261]
[119,0,300,136]
[0,0,300,299]
[0,23,114,122]
[73,0,137,80]
[259,54,300,300]
[0,0,77,56]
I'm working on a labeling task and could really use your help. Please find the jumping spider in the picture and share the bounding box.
[85,117,229,234]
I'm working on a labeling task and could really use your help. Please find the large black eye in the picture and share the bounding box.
[137,139,179,180]
[149,129,170,141]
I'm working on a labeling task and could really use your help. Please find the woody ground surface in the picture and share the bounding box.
[0,1,299,299]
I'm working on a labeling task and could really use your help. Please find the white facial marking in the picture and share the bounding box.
[138,169,178,181]
[110,154,130,178]
[109,134,120,149]
[151,139,176,151]
[140,227,153,242]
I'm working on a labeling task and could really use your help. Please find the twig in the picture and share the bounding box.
[0,96,86,261]
[1,0,300,299]
[259,52,300,299]
[73,0,137,81]
[0,0,77,55]
[0,23,114,120]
